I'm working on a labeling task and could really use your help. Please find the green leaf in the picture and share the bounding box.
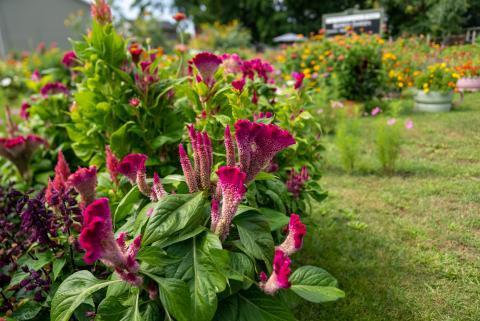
[12,300,42,320]
[143,192,207,245]
[96,289,141,321]
[51,271,122,321]
[110,121,134,156]
[233,212,274,264]
[114,186,143,224]
[289,266,345,303]
[52,257,66,281]
[258,208,290,231]
[174,232,229,321]
[144,273,191,321]
[136,246,182,267]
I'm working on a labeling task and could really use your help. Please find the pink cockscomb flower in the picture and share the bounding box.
[179,144,198,193]
[371,107,381,116]
[253,112,273,121]
[251,90,258,105]
[182,125,213,191]
[105,146,119,185]
[52,150,71,192]
[286,166,309,199]
[40,82,69,97]
[405,119,414,130]
[192,52,222,87]
[212,166,247,240]
[234,120,296,182]
[292,72,305,90]
[210,199,220,232]
[150,172,167,201]
[224,125,236,167]
[79,198,143,286]
[117,153,148,184]
[0,135,47,179]
[68,166,97,207]
[62,51,77,68]
[387,118,397,126]
[20,102,31,120]
[173,12,187,22]
[259,249,292,295]
[231,78,245,92]
[277,214,306,255]
[129,97,140,108]
[31,70,41,82]
[90,0,112,25]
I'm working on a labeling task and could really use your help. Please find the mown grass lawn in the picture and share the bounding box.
[296,92,480,321]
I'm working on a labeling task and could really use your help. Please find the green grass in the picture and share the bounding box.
[296,92,480,321]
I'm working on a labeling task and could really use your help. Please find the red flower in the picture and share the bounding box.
[0,135,47,179]
[129,43,143,64]
[117,154,148,184]
[277,214,306,255]
[259,249,292,295]
[20,102,31,120]
[231,78,245,92]
[173,12,187,22]
[62,51,77,68]
[68,166,97,208]
[192,52,222,87]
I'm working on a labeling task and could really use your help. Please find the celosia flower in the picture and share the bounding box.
[129,97,140,108]
[277,214,306,255]
[79,198,143,286]
[31,70,41,82]
[234,120,296,182]
[259,249,292,295]
[371,107,381,116]
[405,119,414,130]
[129,43,143,64]
[105,145,119,185]
[179,144,198,193]
[286,166,308,199]
[387,118,396,126]
[224,125,236,167]
[192,52,222,87]
[292,71,305,90]
[117,153,148,184]
[210,199,220,232]
[68,166,97,207]
[62,51,77,68]
[173,12,187,22]
[90,0,112,25]
[251,90,258,105]
[40,82,69,97]
[231,78,245,92]
[253,112,273,121]
[222,54,243,74]
[213,166,247,240]
[0,135,47,179]
[183,125,213,191]
[150,172,167,201]
[20,102,31,120]
[50,150,71,194]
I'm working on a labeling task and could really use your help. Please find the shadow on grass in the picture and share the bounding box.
[294,211,422,321]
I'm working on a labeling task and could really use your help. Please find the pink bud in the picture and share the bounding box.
[179,144,198,193]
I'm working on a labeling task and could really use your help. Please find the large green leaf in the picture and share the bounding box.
[96,288,141,321]
[233,212,274,264]
[51,271,122,321]
[110,121,134,156]
[114,186,143,224]
[143,192,207,245]
[12,300,42,320]
[214,288,298,321]
[136,246,182,268]
[174,232,229,321]
[144,273,191,321]
[258,208,290,231]
[289,266,345,303]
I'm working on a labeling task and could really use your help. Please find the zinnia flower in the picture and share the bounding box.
[212,166,247,240]
[234,120,296,182]
[277,214,306,255]
[67,166,97,208]
[192,52,222,88]
[259,249,292,295]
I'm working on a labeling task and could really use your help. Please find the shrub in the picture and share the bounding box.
[374,118,403,174]
[335,119,361,173]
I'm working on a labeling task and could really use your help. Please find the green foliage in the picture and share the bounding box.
[335,120,361,173]
[191,21,252,52]
[374,120,402,174]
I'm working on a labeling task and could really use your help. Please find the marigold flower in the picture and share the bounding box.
[259,249,292,295]
[68,166,97,207]
[234,120,295,182]
[277,214,306,255]
[192,52,222,88]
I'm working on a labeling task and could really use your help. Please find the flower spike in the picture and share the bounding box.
[277,214,306,255]
[179,144,198,193]
[224,125,236,167]
[259,249,292,295]
[68,166,97,208]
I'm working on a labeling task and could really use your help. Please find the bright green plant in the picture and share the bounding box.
[374,118,403,174]
[414,63,459,93]
[335,119,361,173]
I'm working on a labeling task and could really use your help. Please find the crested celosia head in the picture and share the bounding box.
[231,78,246,92]
[234,120,295,182]
[40,82,69,97]
[292,71,305,90]
[62,51,77,68]
[55,150,71,185]
[80,198,143,286]
[213,166,247,240]
[253,112,273,121]
[117,153,148,184]
[105,145,119,185]
[67,166,97,207]
[90,0,112,25]
[277,214,306,255]
[0,135,47,179]
[259,249,292,295]
[192,52,222,87]
[20,102,31,120]
[286,166,309,199]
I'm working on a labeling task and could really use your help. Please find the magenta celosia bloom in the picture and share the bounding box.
[117,153,148,184]
[259,249,292,295]
[62,51,77,68]
[277,214,306,255]
[292,72,305,89]
[405,119,414,130]
[371,107,381,116]
[90,0,112,25]
[192,52,222,87]
[79,198,143,286]
[251,90,258,105]
[105,145,119,185]
[253,112,273,121]
[213,166,247,240]
[182,125,213,191]
[151,172,167,201]
[210,199,220,232]
[234,120,296,182]
[242,58,274,83]
[179,144,198,193]
[231,78,245,92]
[286,166,309,199]
[51,150,71,194]
[68,166,97,207]
[222,53,243,74]
[31,70,41,82]
[0,135,47,179]
[40,82,69,97]
[20,102,31,120]
[224,125,236,167]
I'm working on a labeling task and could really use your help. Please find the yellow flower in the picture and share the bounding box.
[310,60,316,65]
[423,83,429,89]
[313,65,320,71]
[300,63,306,68]
[303,68,311,74]
[424,88,429,93]
[398,82,404,88]
[388,70,395,78]
[452,73,460,79]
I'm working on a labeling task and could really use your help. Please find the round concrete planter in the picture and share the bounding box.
[456,77,480,92]
[414,90,453,112]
